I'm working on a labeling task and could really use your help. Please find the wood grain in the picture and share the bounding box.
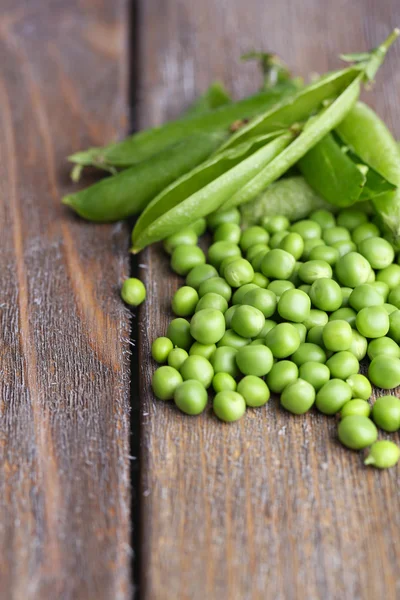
[138,1,400,599]
[0,1,132,598]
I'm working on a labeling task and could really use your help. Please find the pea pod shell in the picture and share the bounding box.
[183,81,231,116]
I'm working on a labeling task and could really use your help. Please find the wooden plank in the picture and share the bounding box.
[0,1,132,598]
[138,1,400,598]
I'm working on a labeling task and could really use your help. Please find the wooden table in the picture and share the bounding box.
[1,0,400,598]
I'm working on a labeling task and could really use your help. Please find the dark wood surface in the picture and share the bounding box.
[0,1,132,598]
[139,1,400,599]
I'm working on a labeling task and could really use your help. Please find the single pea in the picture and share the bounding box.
[356,306,389,338]
[326,351,359,380]
[309,209,336,230]
[335,252,371,288]
[358,236,395,270]
[299,362,330,391]
[291,342,327,366]
[292,323,307,343]
[290,219,322,240]
[190,308,226,345]
[214,222,242,244]
[237,375,270,407]
[224,305,238,328]
[337,207,368,231]
[267,279,295,299]
[180,355,214,388]
[265,323,301,358]
[279,232,304,260]
[366,269,376,283]
[302,238,325,261]
[388,286,400,309]
[224,258,254,288]
[171,245,206,275]
[232,283,259,305]
[231,305,265,338]
[219,255,241,278]
[322,320,352,352]
[309,244,340,266]
[252,272,269,288]
[251,249,270,272]
[167,318,193,350]
[164,228,198,254]
[340,287,353,307]
[255,319,277,339]
[190,217,207,236]
[261,248,296,280]
[323,226,351,246]
[346,373,372,400]
[368,337,400,360]
[269,231,289,249]
[309,278,342,312]
[236,345,274,376]
[377,264,400,290]
[172,286,199,316]
[121,278,146,306]
[207,241,241,269]
[246,243,270,262]
[217,329,250,349]
[349,284,384,312]
[316,379,353,415]
[211,346,239,377]
[281,378,316,414]
[299,260,332,284]
[352,222,380,245]
[369,356,400,389]
[329,307,357,328]
[250,338,265,346]
[370,281,390,301]
[195,292,228,314]
[152,366,183,401]
[262,215,290,233]
[174,380,208,415]
[388,310,400,343]
[306,325,325,348]
[168,348,189,370]
[371,395,400,431]
[332,240,357,257]
[240,226,269,251]
[298,284,311,295]
[189,342,216,360]
[186,264,218,290]
[198,277,232,302]
[242,288,276,318]
[277,289,311,323]
[207,207,241,230]
[364,440,400,468]
[341,399,371,419]
[349,330,368,361]
[212,372,237,393]
[338,415,378,449]
[266,360,298,393]
[213,390,246,422]
[288,261,303,287]
[152,337,174,363]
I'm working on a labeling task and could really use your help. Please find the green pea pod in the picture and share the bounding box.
[62,130,228,222]
[240,176,334,226]
[183,81,231,116]
[131,131,294,252]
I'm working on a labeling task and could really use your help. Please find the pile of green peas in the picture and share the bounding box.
[151,205,400,469]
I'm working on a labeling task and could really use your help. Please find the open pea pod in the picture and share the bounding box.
[131,131,294,252]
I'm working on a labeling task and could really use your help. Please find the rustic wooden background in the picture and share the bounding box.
[1,0,400,599]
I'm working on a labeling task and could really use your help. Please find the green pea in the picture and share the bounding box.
[190,308,226,344]
[368,337,400,360]
[279,232,304,260]
[167,318,193,350]
[306,325,325,347]
[212,372,237,393]
[256,319,277,339]
[329,307,357,328]
[388,286,400,309]
[376,264,400,290]
[236,345,274,376]
[298,284,311,295]
[338,415,377,450]
[224,305,238,328]
[349,330,368,361]
[290,219,322,240]
[358,236,395,269]
[265,323,301,358]
[340,287,353,307]
[332,240,357,257]
[224,258,254,287]
[292,323,307,343]
[237,375,270,407]
[277,289,311,323]
[322,320,352,352]
[213,390,247,422]
[369,356,400,389]
[262,215,290,233]
[217,329,250,349]
[291,343,327,366]
[168,348,189,370]
[198,277,232,302]
[195,292,228,314]
[316,379,353,415]
[323,226,351,246]
[242,288,277,318]
[299,362,330,391]
[180,355,214,388]
[349,284,384,312]
[231,305,265,338]
[232,283,259,305]
[266,360,299,393]
[186,264,219,290]
[309,278,342,312]
[246,243,269,262]
[261,249,296,280]
[356,306,390,338]
[152,366,183,400]
[207,208,241,230]
[174,380,208,415]
[189,342,216,361]
[299,260,333,285]
[352,222,380,245]
[267,280,295,299]
[207,241,241,269]
[364,440,400,468]
[240,226,269,251]
[164,228,198,254]
[366,269,376,283]
[252,272,269,288]
[190,217,207,237]
[341,399,371,419]
[326,351,359,380]
[346,373,372,400]
[152,336,174,363]
[309,244,340,265]
[302,239,325,261]
[121,277,146,306]
[370,281,390,301]
[269,231,288,249]
[219,255,241,277]
[171,245,206,275]
[211,346,239,377]
[214,223,242,244]
[309,209,336,230]
[280,379,316,414]
[288,261,303,287]
[172,286,199,316]
[335,252,371,288]
[250,338,265,346]
[388,309,400,343]
[336,207,368,231]
[371,395,400,431]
